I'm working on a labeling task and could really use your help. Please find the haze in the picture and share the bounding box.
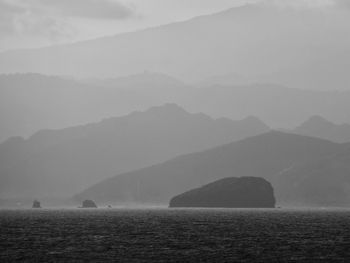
[1,0,350,208]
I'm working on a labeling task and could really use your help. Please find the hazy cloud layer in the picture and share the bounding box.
[0,0,134,42]
[0,1,24,35]
[34,0,134,19]
[1,0,349,51]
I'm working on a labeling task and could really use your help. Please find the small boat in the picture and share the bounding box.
[32,200,41,208]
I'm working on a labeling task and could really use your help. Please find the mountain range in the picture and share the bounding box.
[1,2,350,209]
[0,72,189,142]
[2,102,350,206]
[4,73,350,143]
[75,131,349,206]
[293,116,350,143]
[0,104,268,200]
[1,2,350,90]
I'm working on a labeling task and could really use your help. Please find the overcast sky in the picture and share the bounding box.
[0,0,259,51]
[1,0,345,51]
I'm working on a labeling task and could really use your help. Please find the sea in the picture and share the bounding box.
[0,208,350,262]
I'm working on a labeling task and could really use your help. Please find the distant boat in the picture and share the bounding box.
[32,200,41,208]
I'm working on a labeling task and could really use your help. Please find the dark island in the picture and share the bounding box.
[32,200,41,208]
[81,199,98,208]
[169,177,275,208]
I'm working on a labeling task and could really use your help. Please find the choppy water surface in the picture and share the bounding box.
[1,208,350,262]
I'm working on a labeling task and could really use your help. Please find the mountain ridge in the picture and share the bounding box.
[75,131,345,206]
[293,115,350,143]
[0,104,269,200]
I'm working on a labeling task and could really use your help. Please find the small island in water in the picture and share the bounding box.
[169,177,275,208]
[32,200,41,208]
[80,199,98,208]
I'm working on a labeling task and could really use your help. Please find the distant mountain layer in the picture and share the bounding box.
[3,73,350,142]
[0,72,191,142]
[169,177,275,208]
[75,132,348,206]
[0,104,269,199]
[293,116,350,143]
[83,71,187,89]
[275,148,350,206]
[1,2,350,90]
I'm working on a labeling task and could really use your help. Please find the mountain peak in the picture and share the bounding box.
[139,103,190,117]
[307,115,331,123]
[241,116,268,126]
[293,115,350,143]
[298,115,334,129]
[145,103,189,116]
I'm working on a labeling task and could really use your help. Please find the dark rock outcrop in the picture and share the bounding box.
[169,177,275,208]
[32,200,41,208]
[81,199,97,208]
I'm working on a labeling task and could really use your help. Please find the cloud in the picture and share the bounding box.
[34,0,135,20]
[13,12,77,41]
[0,0,134,42]
[0,0,75,41]
[0,0,25,35]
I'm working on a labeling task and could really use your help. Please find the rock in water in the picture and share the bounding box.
[169,177,275,208]
[81,199,98,208]
[32,200,41,208]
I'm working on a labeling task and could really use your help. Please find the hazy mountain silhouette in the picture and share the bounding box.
[197,72,254,87]
[169,177,275,208]
[84,71,187,90]
[0,104,268,200]
[4,73,350,143]
[75,132,345,205]
[275,148,350,206]
[0,73,192,142]
[182,85,350,128]
[1,2,350,90]
[293,116,350,143]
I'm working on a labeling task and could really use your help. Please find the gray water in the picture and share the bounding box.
[1,208,350,262]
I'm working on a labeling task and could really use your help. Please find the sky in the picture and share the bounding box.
[0,0,258,51]
[0,0,343,51]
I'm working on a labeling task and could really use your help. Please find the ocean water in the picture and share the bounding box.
[0,208,350,262]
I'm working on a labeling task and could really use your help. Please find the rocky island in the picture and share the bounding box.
[32,200,41,208]
[169,177,275,208]
[80,199,98,208]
